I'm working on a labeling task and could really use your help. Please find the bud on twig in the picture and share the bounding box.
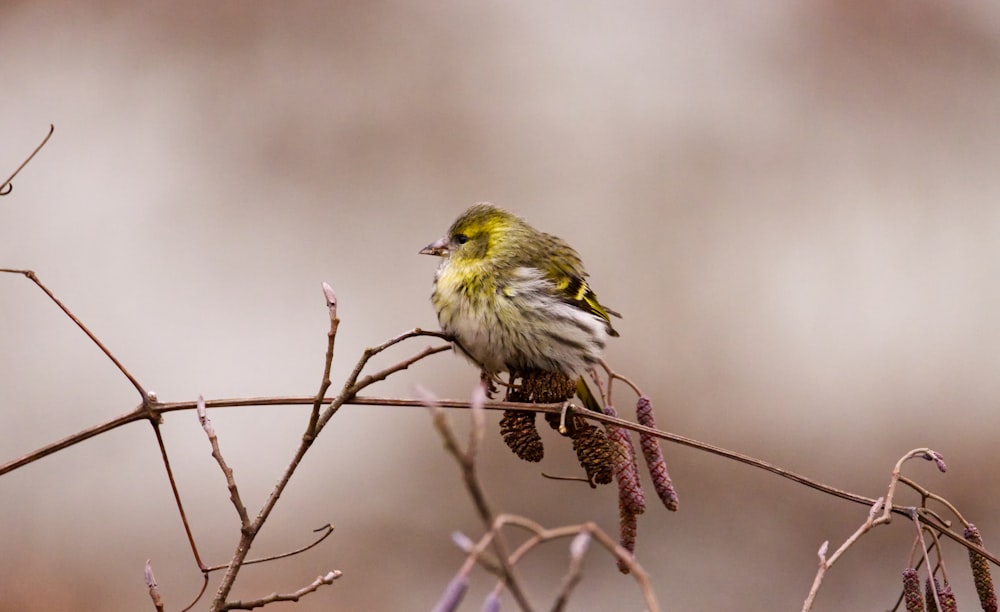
[481,591,501,612]
[432,575,469,612]
[570,531,592,560]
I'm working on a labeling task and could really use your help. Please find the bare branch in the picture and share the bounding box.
[0,268,148,398]
[0,123,54,196]
[462,516,661,612]
[198,396,251,529]
[179,576,209,612]
[346,344,451,398]
[149,414,207,572]
[899,475,969,528]
[219,571,342,611]
[306,283,340,437]
[208,322,451,608]
[913,512,943,612]
[431,575,470,612]
[423,386,534,611]
[804,448,953,609]
[203,524,335,572]
[802,497,885,611]
[3,393,996,568]
[552,532,591,611]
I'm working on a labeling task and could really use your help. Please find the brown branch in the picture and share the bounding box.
[347,344,451,397]
[913,512,943,612]
[150,416,206,571]
[1,267,995,605]
[899,475,970,528]
[803,448,951,610]
[179,576,209,612]
[0,123,54,196]
[552,532,590,612]
[306,282,339,437]
[0,403,150,476]
[0,268,148,398]
[802,498,885,611]
[197,396,251,529]
[218,571,342,611]
[425,385,534,612]
[209,324,452,609]
[203,524,335,572]
[4,392,998,568]
[459,515,660,612]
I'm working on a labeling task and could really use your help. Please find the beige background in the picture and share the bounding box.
[2,1,1000,610]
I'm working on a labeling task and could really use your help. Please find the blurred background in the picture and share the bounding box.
[2,1,1000,610]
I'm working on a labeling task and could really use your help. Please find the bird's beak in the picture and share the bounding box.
[419,237,448,257]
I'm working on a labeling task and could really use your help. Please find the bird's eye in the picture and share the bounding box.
[454,233,469,245]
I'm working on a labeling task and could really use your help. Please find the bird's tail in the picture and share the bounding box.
[575,376,605,413]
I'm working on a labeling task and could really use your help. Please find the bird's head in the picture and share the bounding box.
[419,202,520,265]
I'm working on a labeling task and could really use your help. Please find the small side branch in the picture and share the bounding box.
[203,524,335,572]
[1,123,54,196]
[424,385,534,612]
[802,497,885,611]
[0,268,148,398]
[197,396,251,529]
[306,283,340,437]
[803,448,950,611]
[219,571,342,611]
[451,515,660,612]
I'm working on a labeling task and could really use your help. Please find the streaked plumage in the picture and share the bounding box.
[420,203,619,377]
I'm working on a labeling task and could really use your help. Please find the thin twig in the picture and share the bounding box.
[219,571,342,611]
[306,283,339,437]
[425,386,534,612]
[346,344,451,397]
[210,325,452,608]
[179,576,209,612]
[913,511,943,612]
[541,473,592,484]
[599,358,643,398]
[924,526,949,586]
[0,403,151,476]
[150,417,206,570]
[552,532,590,611]
[801,497,884,611]
[203,524,336,572]
[0,268,148,398]
[900,475,970,528]
[197,396,251,529]
[1,124,54,196]
[461,515,660,612]
[803,448,951,610]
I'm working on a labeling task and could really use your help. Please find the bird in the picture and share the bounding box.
[419,203,620,382]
